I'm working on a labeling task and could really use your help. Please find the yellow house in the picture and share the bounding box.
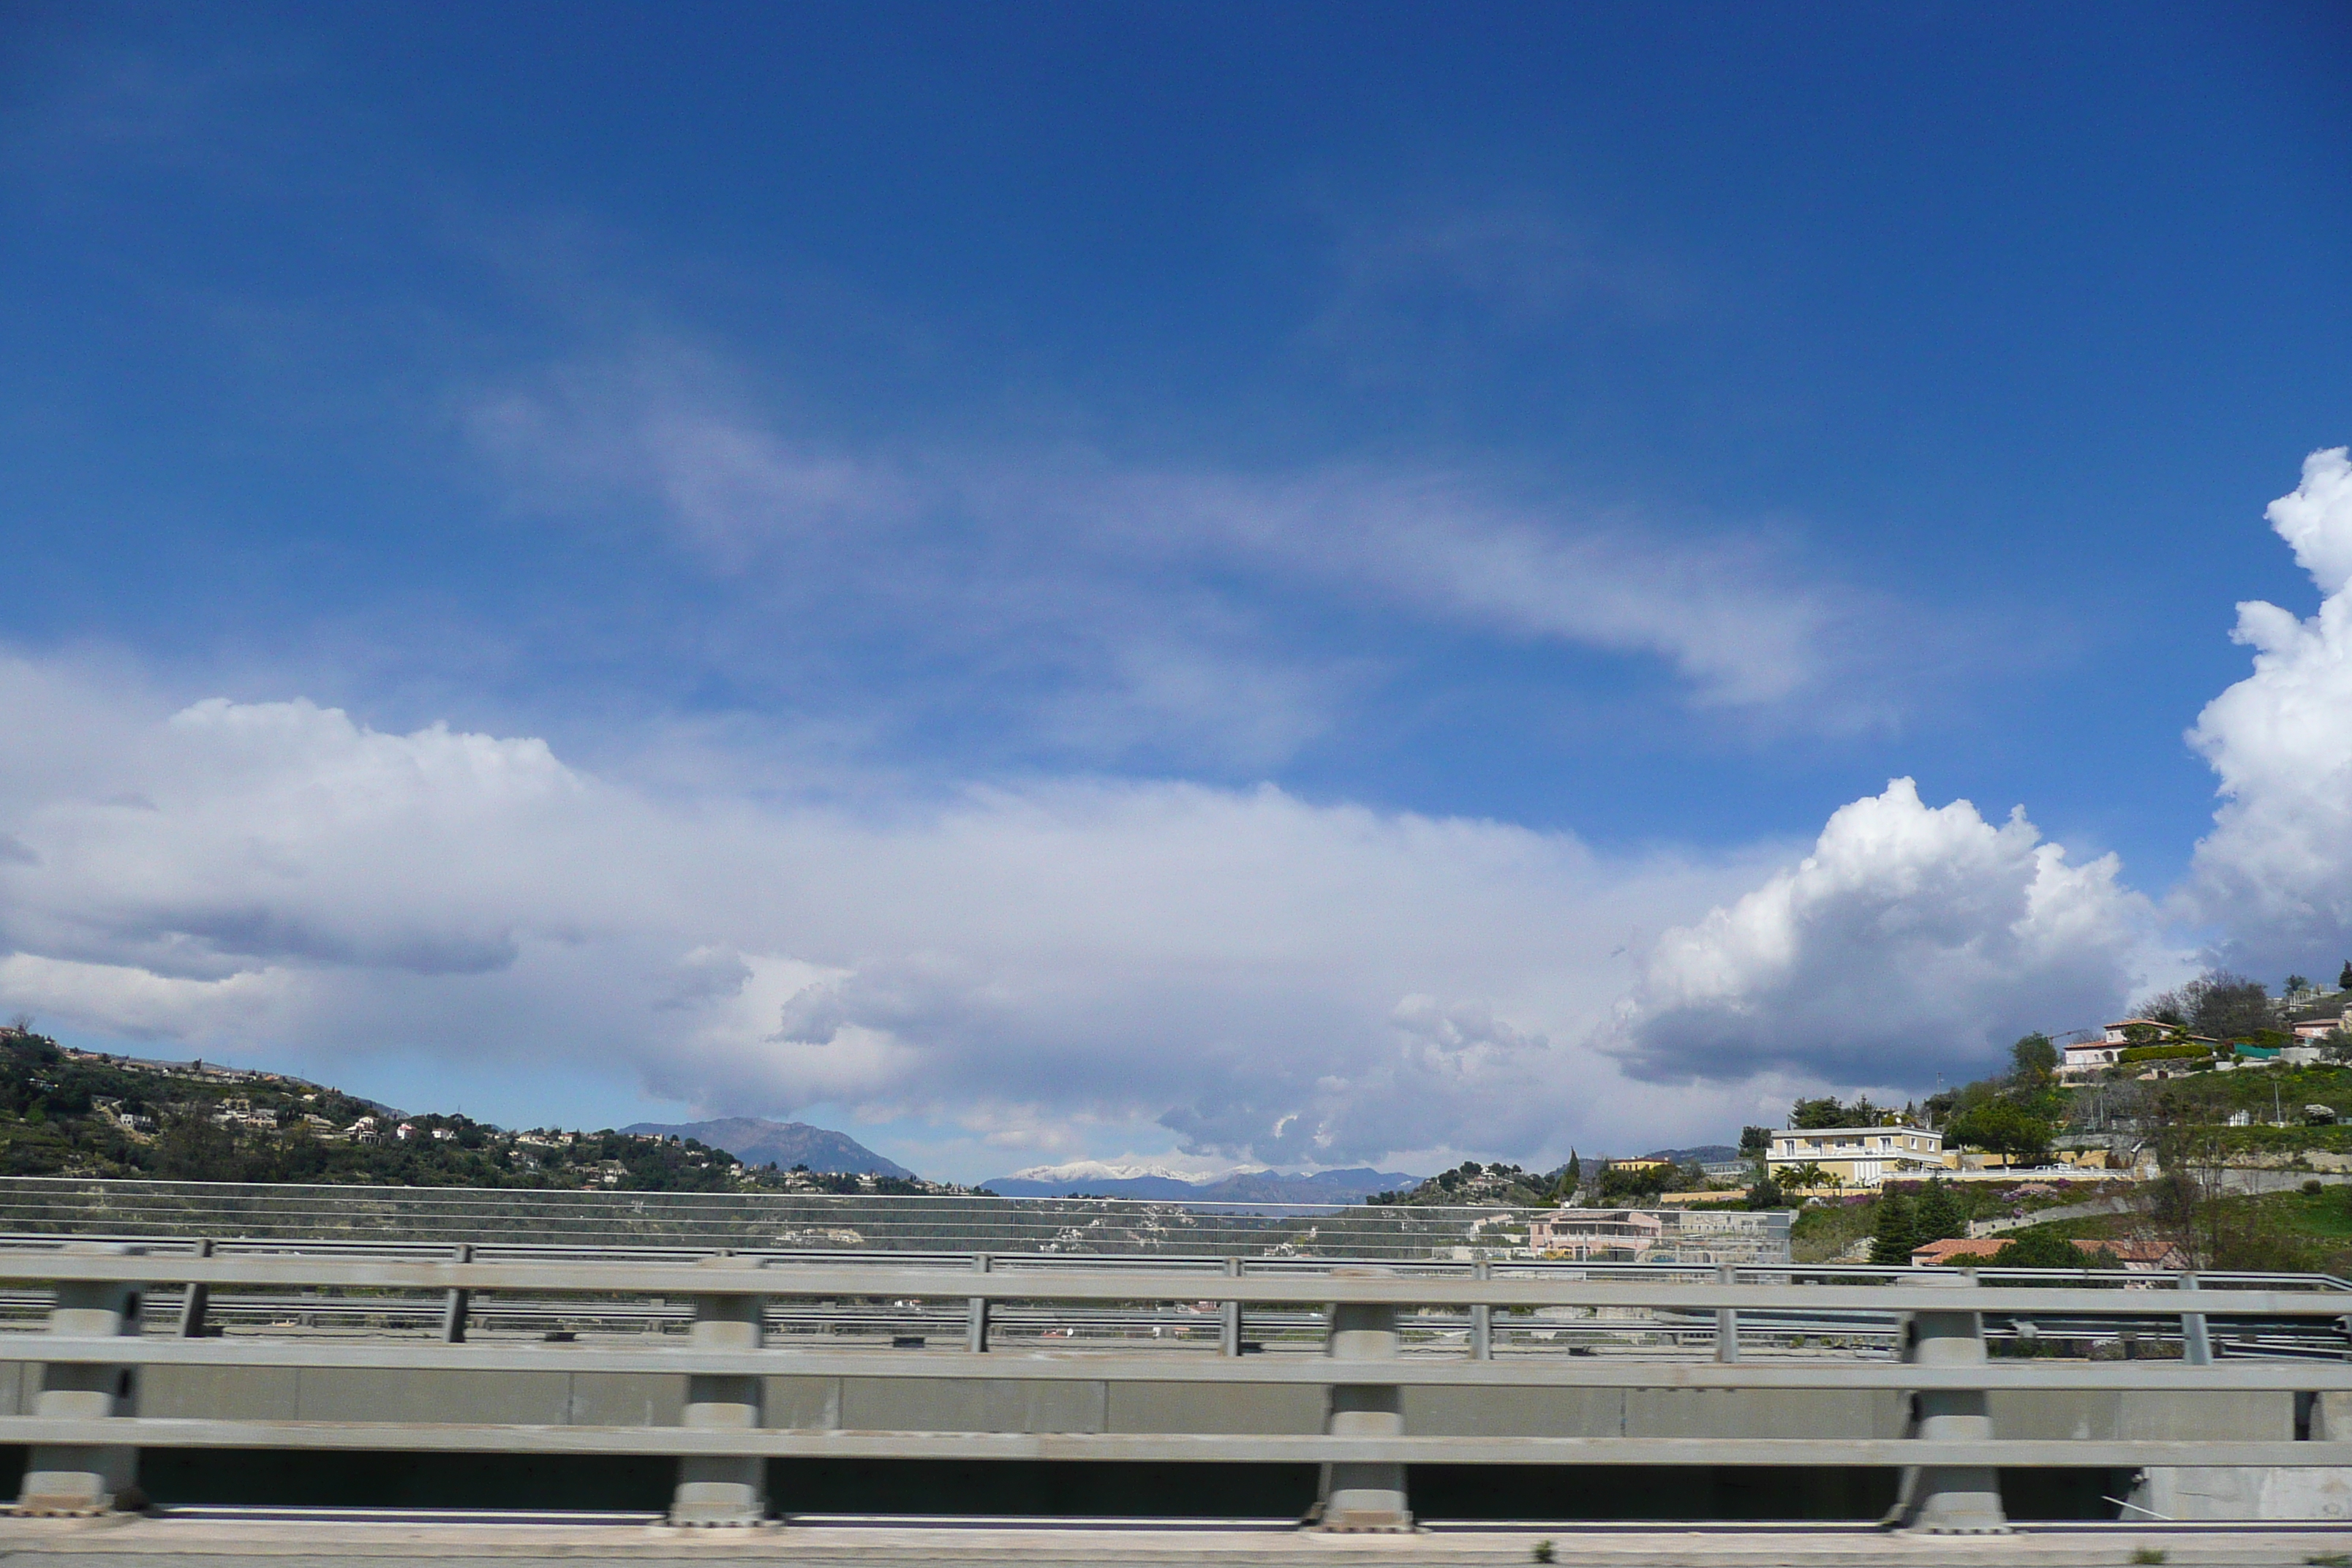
[1766,1126,1945,1187]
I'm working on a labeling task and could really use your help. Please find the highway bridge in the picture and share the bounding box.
[0,1180,2341,1558]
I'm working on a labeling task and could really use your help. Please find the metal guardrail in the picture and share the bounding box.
[0,1243,2348,1533]
[0,1175,1793,1263]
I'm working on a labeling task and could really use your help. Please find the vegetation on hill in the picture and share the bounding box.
[1367,1160,1564,1207]
[1867,1178,1967,1264]
[2140,970,2280,1041]
[0,1022,971,1195]
[1918,1035,2065,1160]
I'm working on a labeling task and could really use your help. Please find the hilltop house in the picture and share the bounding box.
[2062,1020,2203,1080]
[2293,1010,2352,1045]
[1527,1209,1665,1260]
[1766,1125,1945,1187]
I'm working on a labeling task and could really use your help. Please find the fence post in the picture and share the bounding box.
[1221,1257,1242,1357]
[967,1253,991,1354]
[1310,1267,1411,1532]
[1896,1273,2007,1534]
[15,1243,143,1515]
[2179,1271,2212,1365]
[440,1243,472,1344]
[176,1238,211,1339]
[1714,1261,1740,1363]
[670,1256,767,1527]
[1470,1259,1492,1361]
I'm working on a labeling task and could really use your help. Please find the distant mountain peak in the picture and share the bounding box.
[620,1117,914,1180]
[1003,1158,1271,1184]
[983,1164,1419,1204]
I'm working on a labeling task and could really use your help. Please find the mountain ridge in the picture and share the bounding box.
[619,1117,915,1179]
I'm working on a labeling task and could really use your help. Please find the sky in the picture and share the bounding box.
[0,2,2348,1182]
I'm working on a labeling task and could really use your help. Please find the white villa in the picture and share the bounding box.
[1765,1125,1945,1187]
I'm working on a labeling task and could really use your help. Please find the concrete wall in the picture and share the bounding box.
[0,1359,2299,1446]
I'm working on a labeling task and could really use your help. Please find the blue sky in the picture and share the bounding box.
[1,3,2348,1180]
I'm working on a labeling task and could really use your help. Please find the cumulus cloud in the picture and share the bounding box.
[0,657,1782,1169]
[1610,778,2150,1088]
[2187,448,2352,968]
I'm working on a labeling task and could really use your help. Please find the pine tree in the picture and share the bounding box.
[2340,960,2351,992]
[1912,1179,1964,1245]
[1869,1189,1918,1267]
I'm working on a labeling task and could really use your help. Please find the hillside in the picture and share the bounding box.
[622,1117,914,1178]
[0,1023,973,1195]
[1644,1144,1739,1164]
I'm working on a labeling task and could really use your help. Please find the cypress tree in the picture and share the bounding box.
[1551,1150,1581,1205]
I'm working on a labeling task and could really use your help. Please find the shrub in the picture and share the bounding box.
[2118,1044,2210,1064]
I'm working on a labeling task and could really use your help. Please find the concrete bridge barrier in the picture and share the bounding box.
[0,1244,2340,1528]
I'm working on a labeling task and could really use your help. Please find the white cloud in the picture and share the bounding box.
[462,345,1892,758]
[2263,447,2352,597]
[0,658,1784,1172]
[1096,466,1852,712]
[2187,448,2352,970]
[1610,778,2151,1088]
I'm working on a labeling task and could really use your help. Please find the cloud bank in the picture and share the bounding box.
[3,448,2346,1172]
[0,656,1782,1167]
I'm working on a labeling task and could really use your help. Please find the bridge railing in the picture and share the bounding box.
[1,1243,2348,1532]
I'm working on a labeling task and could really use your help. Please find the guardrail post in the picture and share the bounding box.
[670,1256,766,1527]
[1470,1259,1492,1361]
[1895,1273,2007,1534]
[1221,1257,1242,1357]
[15,1243,143,1515]
[440,1243,472,1343]
[1310,1267,1411,1532]
[2179,1270,2212,1365]
[176,1238,211,1338]
[967,1253,991,1354]
[1715,1261,1739,1363]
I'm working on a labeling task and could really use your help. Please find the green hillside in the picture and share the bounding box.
[0,1023,955,1194]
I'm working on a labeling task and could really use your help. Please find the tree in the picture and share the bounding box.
[1912,1179,1964,1245]
[1779,1161,1830,1191]
[151,1111,249,1183]
[2145,970,2272,1041]
[1943,1099,2053,1160]
[1988,1229,2118,1273]
[1869,1188,1917,1266]
[2286,974,2311,998]
[1738,1126,1771,1157]
[1788,1097,1849,1129]
[2340,960,2352,992]
[1545,1153,1582,1206]
[1746,1175,1785,1210]
[1597,1162,1669,1202]
[2010,1033,2059,1081]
